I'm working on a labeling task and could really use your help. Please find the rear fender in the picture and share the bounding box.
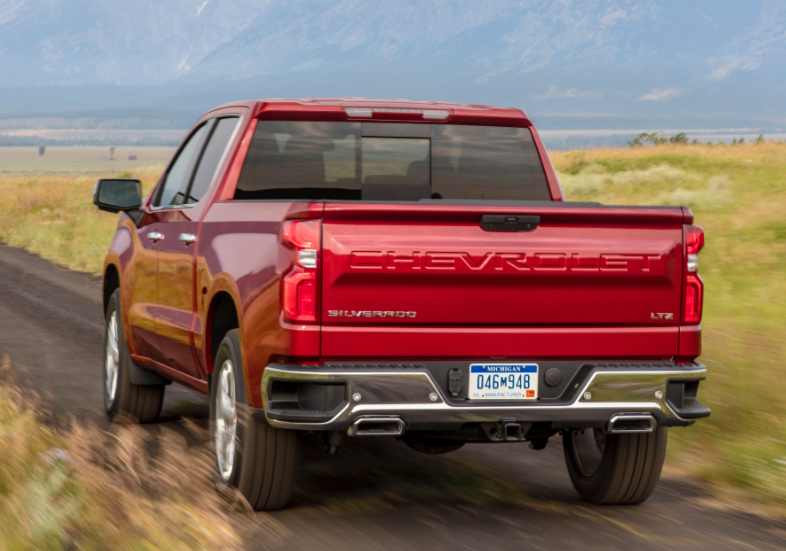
[203,274,247,393]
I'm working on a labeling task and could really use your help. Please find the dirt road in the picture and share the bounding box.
[0,241,783,551]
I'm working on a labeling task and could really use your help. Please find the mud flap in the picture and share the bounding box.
[129,358,171,386]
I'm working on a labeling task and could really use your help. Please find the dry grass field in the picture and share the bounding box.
[0,159,167,272]
[0,146,175,175]
[0,143,785,512]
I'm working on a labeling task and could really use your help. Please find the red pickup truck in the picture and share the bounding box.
[93,98,709,511]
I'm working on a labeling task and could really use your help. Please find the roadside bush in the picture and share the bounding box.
[0,355,241,551]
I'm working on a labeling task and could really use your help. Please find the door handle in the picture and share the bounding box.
[480,214,540,232]
[147,231,164,242]
[179,233,196,244]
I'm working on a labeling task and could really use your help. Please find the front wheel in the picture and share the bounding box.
[103,289,165,423]
[562,426,667,505]
[210,329,297,511]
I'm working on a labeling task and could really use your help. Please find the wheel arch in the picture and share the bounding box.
[206,291,241,376]
[102,219,135,318]
[103,262,121,318]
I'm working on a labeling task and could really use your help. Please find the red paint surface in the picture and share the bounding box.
[321,325,679,359]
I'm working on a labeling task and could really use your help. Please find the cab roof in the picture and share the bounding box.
[210,98,532,127]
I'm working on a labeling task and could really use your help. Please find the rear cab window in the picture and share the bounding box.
[235,121,551,201]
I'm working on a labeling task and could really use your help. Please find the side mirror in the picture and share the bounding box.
[93,178,142,213]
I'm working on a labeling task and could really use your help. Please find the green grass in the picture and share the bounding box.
[552,143,786,507]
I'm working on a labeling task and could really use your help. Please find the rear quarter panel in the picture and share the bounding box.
[197,201,322,407]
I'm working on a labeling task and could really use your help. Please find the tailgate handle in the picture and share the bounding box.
[480,214,540,232]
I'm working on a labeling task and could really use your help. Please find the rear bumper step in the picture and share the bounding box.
[260,362,709,432]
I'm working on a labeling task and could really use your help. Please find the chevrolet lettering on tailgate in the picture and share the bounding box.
[349,251,667,274]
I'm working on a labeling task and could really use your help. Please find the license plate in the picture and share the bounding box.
[469,363,538,400]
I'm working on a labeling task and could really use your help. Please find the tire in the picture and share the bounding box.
[210,329,297,511]
[562,426,668,505]
[103,289,165,423]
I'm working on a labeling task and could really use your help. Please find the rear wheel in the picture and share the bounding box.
[103,289,165,423]
[562,426,667,505]
[210,329,297,511]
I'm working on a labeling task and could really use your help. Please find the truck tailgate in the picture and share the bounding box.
[320,203,687,357]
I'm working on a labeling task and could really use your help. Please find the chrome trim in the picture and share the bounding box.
[579,369,699,408]
[260,365,706,430]
[178,233,197,244]
[606,413,655,434]
[148,202,196,212]
[146,231,164,242]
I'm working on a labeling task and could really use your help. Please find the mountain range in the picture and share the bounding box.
[1,0,785,138]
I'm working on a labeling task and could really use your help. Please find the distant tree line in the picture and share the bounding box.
[732,134,766,145]
[628,132,689,147]
[629,132,769,147]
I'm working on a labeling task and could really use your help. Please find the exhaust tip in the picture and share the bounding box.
[607,413,656,434]
[349,416,405,437]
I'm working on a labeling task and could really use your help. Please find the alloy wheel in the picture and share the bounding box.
[215,359,238,481]
[105,311,120,402]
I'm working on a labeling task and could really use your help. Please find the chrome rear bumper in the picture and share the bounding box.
[260,362,709,432]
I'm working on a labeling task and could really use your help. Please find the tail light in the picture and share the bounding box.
[682,225,704,324]
[282,219,321,323]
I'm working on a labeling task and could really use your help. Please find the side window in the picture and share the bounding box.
[154,123,208,207]
[187,117,240,204]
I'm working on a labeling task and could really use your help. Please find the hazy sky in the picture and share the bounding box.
[1,1,784,132]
